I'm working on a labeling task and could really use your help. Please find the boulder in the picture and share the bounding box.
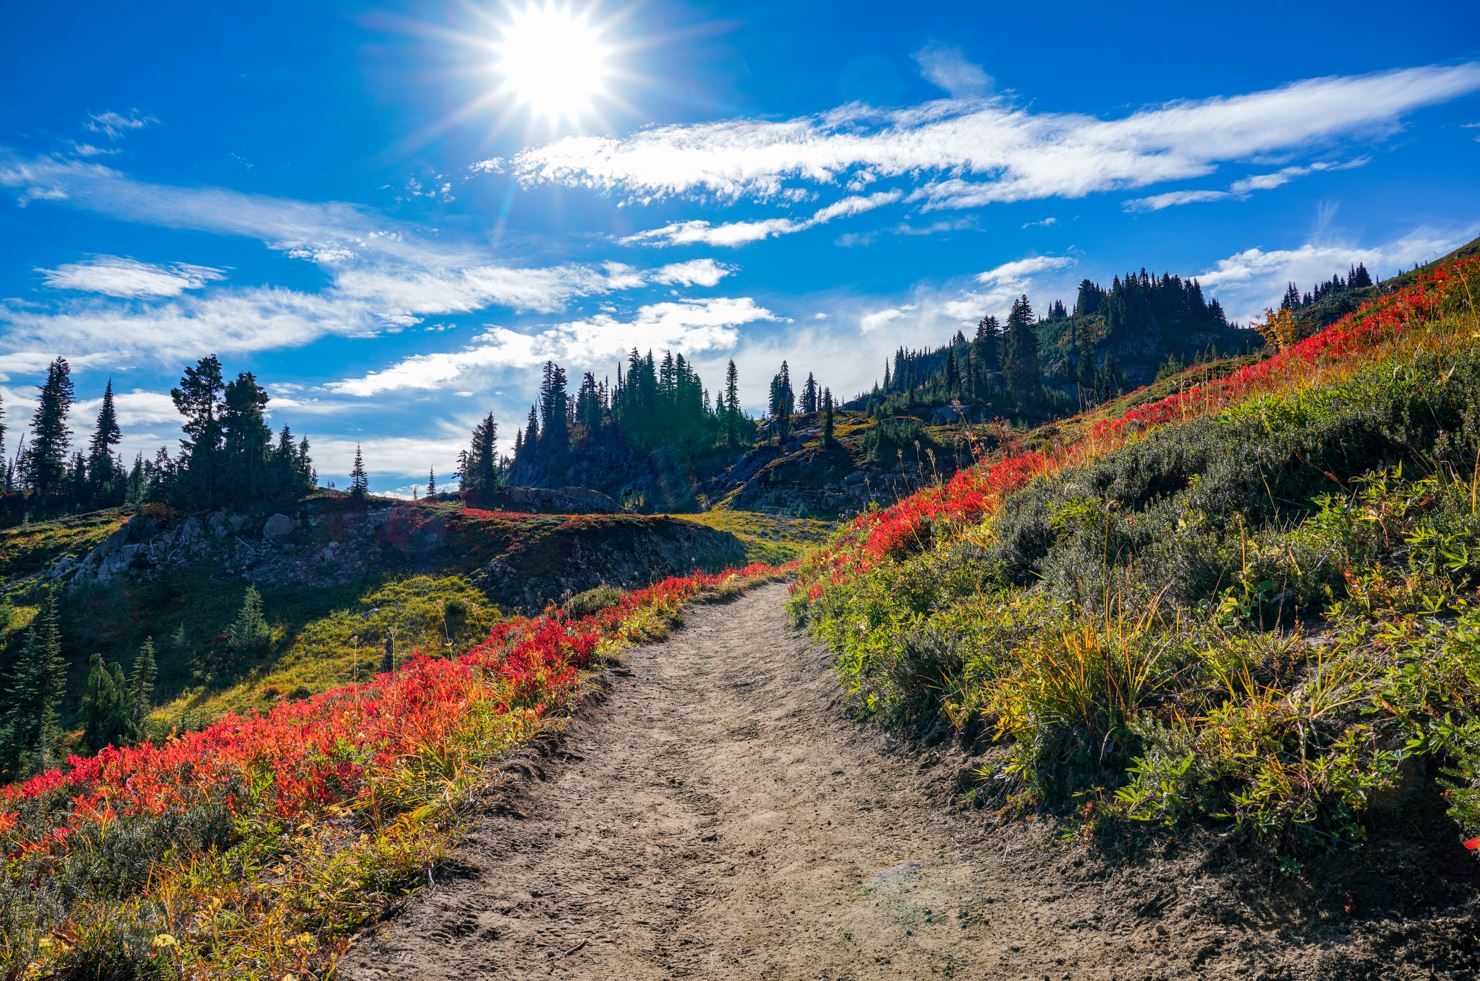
[262,513,294,539]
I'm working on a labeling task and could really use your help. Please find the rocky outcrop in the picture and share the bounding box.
[57,497,744,612]
[480,486,623,514]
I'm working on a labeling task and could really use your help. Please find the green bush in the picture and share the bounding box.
[563,584,624,619]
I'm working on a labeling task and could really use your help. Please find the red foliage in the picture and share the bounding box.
[799,256,1480,595]
[0,562,786,862]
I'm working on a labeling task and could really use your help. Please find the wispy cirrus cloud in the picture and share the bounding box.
[0,151,742,362]
[1124,157,1370,211]
[38,255,226,298]
[86,110,157,140]
[622,191,902,247]
[508,63,1480,211]
[913,45,992,99]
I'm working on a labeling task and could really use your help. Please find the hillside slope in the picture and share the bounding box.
[0,495,747,743]
[793,254,1480,875]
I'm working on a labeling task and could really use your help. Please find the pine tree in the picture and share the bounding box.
[227,586,271,661]
[85,378,123,506]
[801,373,820,414]
[427,468,437,497]
[974,316,1001,374]
[768,362,795,445]
[171,355,226,504]
[349,444,368,499]
[537,362,569,451]
[22,358,74,504]
[723,360,742,448]
[822,388,835,443]
[4,591,65,775]
[81,653,131,752]
[129,637,157,740]
[222,372,271,500]
[1002,295,1042,404]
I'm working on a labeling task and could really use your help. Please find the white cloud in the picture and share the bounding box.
[1022,216,1058,229]
[1125,189,1235,211]
[623,191,902,247]
[913,45,992,98]
[859,305,915,334]
[623,217,798,248]
[0,152,746,363]
[514,64,1480,209]
[1125,158,1370,211]
[38,256,226,298]
[976,255,1077,285]
[652,258,734,287]
[87,110,156,140]
[325,296,779,397]
[74,389,180,428]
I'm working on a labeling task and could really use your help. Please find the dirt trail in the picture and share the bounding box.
[340,584,1476,980]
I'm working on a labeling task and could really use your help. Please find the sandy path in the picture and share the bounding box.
[338,583,1471,980]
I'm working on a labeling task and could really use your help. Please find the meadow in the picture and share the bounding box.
[792,256,1480,854]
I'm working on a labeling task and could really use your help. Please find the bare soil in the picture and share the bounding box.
[340,583,1480,979]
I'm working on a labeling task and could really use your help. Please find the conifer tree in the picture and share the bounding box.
[22,357,74,504]
[81,653,131,752]
[538,362,569,452]
[723,360,742,448]
[1002,295,1042,404]
[171,355,226,503]
[768,362,795,445]
[822,388,835,443]
[4,591,65,775]
[974,315,1001,374]
[801,372,819,414]
[349,444,368,500]
[427,468,437,497]
[129,637,157,739]
[227,586,271,661]
[86,378,123,505]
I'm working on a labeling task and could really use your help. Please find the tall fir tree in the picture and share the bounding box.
[221,373,272,500]
[822,388,835,443]
[129,637,157,740]
[1002,295,1042,404]
[723,360,743,448]
[768,361,795,445]
[171,355,226,504]
[800,372,819,414]
[3,591,65,776]
[83,379,123,506]
[23,358,75,504]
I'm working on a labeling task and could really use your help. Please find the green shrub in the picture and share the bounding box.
[564,584,624,618]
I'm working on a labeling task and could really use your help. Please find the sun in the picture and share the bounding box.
[492,3,611,123]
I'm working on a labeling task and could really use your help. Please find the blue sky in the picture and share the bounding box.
[2,1,1478,494]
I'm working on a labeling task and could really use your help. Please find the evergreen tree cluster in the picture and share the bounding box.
[510,351,747,479]
[867,266,1246,420]
[0,591,160,778]
[478,350,834,493]
[1279,263,1376,312]
[0,354,318,526]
